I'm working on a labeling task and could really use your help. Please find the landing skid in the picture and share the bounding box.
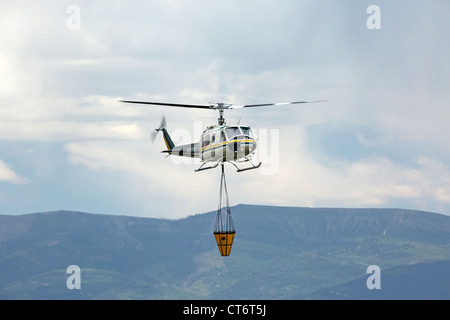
[195,159,262,173]
[230,160,262,172]
[194,161,220,172]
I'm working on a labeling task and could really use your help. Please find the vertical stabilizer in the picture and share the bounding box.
[151,116,175,153]
[160,128,175,152]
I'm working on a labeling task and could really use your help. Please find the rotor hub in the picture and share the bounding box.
[218,109,225,126]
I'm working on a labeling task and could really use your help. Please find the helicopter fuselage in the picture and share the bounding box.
[163,125,256,160]
[199,125,257,162]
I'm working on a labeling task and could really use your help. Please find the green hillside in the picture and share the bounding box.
[304,260,450,300]
[0,205,449,299]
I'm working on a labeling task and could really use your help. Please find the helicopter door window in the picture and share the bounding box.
[212,134,216,144]
[202,134,211,147]
[221,130,226,142]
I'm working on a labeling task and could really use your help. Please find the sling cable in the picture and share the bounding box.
[213,164,235,256]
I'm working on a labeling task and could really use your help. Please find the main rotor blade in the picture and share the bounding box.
[231,100,327,109]
[120,100,211,109]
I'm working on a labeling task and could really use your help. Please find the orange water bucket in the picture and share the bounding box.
[213,231,235,256]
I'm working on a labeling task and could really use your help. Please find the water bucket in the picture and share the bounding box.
[213,231,235,256]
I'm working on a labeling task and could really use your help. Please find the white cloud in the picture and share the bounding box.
[233,125,450,214]
[0,120,148,141]
[0,95,152,141]
[0,160,28,184]
[64,140,218,218]
[0,1,449,217]
[60,123,450,218]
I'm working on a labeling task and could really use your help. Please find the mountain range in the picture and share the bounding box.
[0,204,449,299]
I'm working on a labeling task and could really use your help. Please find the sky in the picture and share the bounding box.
[1,0,450,219]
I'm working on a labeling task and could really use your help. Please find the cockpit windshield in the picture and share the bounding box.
[240,126,254,138]
[225,127,242,139]
[225,126,255,140]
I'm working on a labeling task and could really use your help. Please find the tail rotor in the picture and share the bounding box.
[151,115,167,143]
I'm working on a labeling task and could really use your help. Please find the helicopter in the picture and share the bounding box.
[120,99,326,172]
